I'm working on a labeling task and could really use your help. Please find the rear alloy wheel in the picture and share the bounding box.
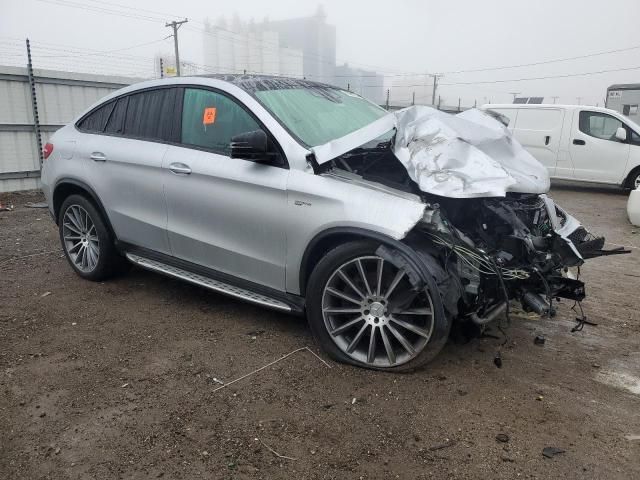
[307,241,449,371]
[62,204,100,273]
[58,194,128,281]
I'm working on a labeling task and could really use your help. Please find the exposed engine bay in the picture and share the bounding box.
[314,107,629,330]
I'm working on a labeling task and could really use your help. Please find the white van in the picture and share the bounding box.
[482,104,640,189]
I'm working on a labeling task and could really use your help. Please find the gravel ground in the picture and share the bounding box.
[1,186,639,479]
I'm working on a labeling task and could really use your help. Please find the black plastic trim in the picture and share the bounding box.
[52,178,115,235]
[118,242,305,315]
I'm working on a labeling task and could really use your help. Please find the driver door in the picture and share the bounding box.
[162,87,289,291]
[570,110,630,183]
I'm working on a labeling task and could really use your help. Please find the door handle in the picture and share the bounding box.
[169,162,192,175]
[90,152,107,162]
[573,139,586,146]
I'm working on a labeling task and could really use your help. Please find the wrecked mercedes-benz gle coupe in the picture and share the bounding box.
[41,75,624,371]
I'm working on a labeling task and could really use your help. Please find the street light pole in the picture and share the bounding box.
[165,18,188,76]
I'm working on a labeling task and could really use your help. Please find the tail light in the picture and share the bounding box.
[43,143,54,160]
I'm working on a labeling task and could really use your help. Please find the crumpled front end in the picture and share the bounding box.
[312,104,628,329]
[408,192,625,327]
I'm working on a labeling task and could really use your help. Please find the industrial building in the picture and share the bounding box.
[202,7,335,82]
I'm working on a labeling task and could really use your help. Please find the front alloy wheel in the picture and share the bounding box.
[307,241,450,371]
[322,255,435,367]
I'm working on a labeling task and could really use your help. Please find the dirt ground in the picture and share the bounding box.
[1,185,639,479]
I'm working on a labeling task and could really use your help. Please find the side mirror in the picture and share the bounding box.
[615,127,627,142]
[230,130,272,162]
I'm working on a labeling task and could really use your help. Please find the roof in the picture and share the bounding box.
[608,84,640,91]
[195,74,338,94]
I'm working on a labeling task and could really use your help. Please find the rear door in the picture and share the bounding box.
[162,87,289,291]
[569,110,630,183]
[511,108,564,176]
[81,87,177,254]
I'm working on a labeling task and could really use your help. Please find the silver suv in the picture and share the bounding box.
[42,75,616,371]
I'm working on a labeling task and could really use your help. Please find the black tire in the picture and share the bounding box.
[58,194,128,281]
[624,167,640,190]
[306,240,451,372]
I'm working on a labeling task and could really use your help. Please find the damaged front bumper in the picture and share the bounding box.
[407,192,628,326]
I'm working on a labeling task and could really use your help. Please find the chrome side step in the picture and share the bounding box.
[126,253,291,312]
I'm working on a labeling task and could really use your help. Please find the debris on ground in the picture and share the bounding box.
[495,434,510,443]
[428,439,457,451]
[257,438,297,461]
[40,291,52,298]
[542,447,566,458]
[534,335,546,345]
[26,202,48,209]
[493,352,503,368]
[624,434,640,441]
[0,203,14,212]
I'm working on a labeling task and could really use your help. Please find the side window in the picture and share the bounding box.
[629,130,640,146]
[105,96,128,135]
[123,88,177,141]
[579,111,624,142]
[181,88,261,156]
[77,101,115,132]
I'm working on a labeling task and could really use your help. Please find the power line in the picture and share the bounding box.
[35,37,171,58]
[441,65,640,85]
[441,43,640,75]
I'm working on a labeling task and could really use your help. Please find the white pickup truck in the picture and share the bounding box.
[483,104,640,189]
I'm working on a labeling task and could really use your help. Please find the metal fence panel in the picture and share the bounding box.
[0,65,141,193]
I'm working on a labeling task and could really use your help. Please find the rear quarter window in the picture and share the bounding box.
[77,101,115,132]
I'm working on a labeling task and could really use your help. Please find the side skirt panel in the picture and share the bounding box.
[119,243,305,315]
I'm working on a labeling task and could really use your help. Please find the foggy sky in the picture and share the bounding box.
[2,0,640,106]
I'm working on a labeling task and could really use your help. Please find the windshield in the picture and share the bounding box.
[254,86,388,147]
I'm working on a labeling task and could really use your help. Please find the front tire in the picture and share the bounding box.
[58,194,126,281]
[306,241,450,372]
[625,167,640,190]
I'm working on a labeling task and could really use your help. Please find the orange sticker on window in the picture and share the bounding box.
[203,107,217,125]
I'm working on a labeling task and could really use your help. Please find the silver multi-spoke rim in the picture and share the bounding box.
[322,256,435,368]
[635,174,640,190]
[62,205,100,273]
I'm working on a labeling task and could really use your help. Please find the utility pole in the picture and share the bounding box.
[159,58,164,78]
[429,74,442,106]
[385,89,390,110]
[165,18,188,76]
[412,91,415,106]
[576,96,583,105]
[551,96,559,104]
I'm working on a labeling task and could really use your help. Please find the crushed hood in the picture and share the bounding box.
[311,106,550,198]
